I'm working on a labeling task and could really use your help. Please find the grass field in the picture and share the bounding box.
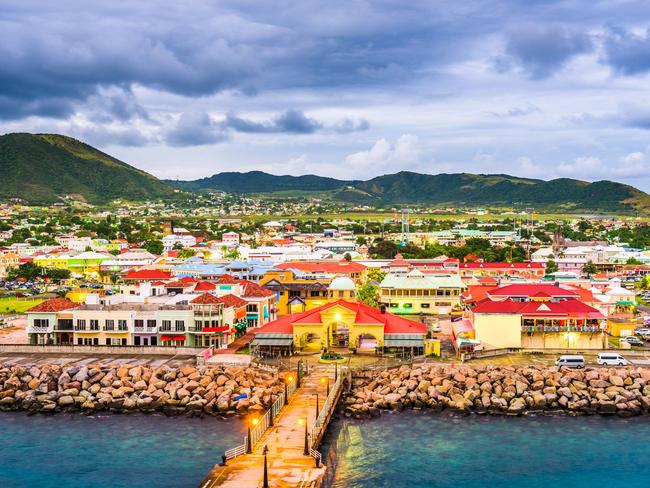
[242,212,648,223]
[0,297,45,314]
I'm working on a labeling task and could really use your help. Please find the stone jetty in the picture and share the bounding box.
[0,363,285,415]
[345,364,650,417]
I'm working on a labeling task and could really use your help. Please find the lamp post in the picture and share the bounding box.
[315,394,319,418]
[321,376,330,397]
[335,363,338,382]
[262,444,269,488]
[247,417,258,454]
[303,416,309,456]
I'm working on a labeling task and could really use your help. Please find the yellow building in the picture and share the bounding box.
[259,268,332,315]
[0,250,20,278]
[470,298,607,350]
[251,277,427,355]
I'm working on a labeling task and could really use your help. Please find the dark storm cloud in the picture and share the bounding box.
[165,112,228,147]
[498,25,592,79]
[602,27,650,76]
[224,110,322,134]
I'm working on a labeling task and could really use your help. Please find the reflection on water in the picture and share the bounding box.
[320,411,650,488]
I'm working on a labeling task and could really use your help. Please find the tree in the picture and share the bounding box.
[343,252,352,261]
[583,260,598,276]
[366,268,386,284]
[545,259,558,274]
[177,248,196,259]
[46,268,71,281]
[8,262,45,281]
[356,283,380,308]
[172,242,184,250]
[143,239,164,255]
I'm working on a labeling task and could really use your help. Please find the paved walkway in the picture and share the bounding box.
[200,366,337,487]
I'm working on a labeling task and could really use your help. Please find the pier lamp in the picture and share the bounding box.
[262,444,269,488]
[300,416,309,456]
[321,376,330,396]
[247,417,259,454]
[315,394,319,417]
[285,375,293,406]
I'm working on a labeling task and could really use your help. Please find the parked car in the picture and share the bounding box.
[430,324,441,333]
[597,353,630,366]
[555,355,585,369]
[623,336,645,347]
[636,328,650,338]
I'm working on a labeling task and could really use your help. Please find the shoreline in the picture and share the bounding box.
[0,362,285,416]
[342,363,650,418]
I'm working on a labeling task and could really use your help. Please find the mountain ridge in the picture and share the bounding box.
[166,170,650,213]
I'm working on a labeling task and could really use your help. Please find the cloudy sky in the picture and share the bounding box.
[3,1,650,189]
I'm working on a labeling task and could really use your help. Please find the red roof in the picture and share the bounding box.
[190,293,223,304]
[217,294,248,308]
[255,300,426,335]
[238,280,275,297]
[473,298,604,319]
[216,274,238,284]
[460,262,545,270]
[194,281,217,291]
[27,298,79,313]
[275,260,366,274]
[179,276,197,283]
[477,276,499,285]
[165,280,194,288]
[124,269,173,280]
[388,253,410,268]
[487,284,578,299]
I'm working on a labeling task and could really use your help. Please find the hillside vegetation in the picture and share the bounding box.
[0,133,174,204]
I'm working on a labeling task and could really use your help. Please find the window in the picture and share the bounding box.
[246,304,257,313]
[75,319,86,331]
[90,320,99,331]
[161,320,171,331]
[33,318,49,328]
[147,319,156,328]
[134,319,144,328]
[105,320,114,331]
[118,320,127,331]
[390,303,398,308]
[175,320,185,331]
[404,303,412,309]
[421,303,430,309]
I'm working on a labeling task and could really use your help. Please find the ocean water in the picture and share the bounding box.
[0,412,245,488]
[320,411,650,488]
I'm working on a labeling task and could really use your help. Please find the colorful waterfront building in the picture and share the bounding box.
[259,268,333,315]
[26,298,79,345]
[251,281,426,356]
[379,269,465,315]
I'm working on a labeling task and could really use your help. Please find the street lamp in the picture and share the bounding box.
[300,416,309,456]
[285,375,293,406]
[262,444,269,488]
[315,393,319,418]
[247,417,259,454]
[321,376,330,397]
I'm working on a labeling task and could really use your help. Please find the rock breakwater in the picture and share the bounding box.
[0,363,285,415]
[345,364,650,417]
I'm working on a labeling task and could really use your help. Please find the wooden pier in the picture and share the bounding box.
[199,364,349,487]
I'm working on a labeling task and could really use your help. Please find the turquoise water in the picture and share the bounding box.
[321,412,650,488]
[0,413,245,488]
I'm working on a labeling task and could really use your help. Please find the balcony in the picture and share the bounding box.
[28,326,50,333]
[159,327,185,333]
[521,325,602,333]
[104,327,129,333]
[134,326,157,333]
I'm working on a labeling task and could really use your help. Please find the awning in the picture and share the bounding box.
[203,326,230,333]
[383,333,425,348]
[250,337,293,347]
[161,335,186,341]
[251,332,293,347]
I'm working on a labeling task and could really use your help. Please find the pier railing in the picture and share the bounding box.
[222,376,298,463]
[309,366,348,457]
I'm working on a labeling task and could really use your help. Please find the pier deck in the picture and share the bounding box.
[200,366,338,487]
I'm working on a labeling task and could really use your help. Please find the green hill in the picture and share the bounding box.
[0,133,175,204]
[170,170,650,213]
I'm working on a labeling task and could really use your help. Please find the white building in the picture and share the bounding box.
[162,234,197,251]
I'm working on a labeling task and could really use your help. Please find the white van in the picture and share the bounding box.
[555,355,585,369]
[597,353,630,366]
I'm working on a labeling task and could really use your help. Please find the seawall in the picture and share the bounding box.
[345,364,650,417]
[0,362,285,415]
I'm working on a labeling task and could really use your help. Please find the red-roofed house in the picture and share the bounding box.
[459,262,545,282]
[251,298,427,356]
[123,269,173,281]
[27,298,80,345]
[275,260,367,282]
[470,296,606,350]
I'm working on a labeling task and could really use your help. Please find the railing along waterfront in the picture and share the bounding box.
[222,377,297,462]
[309,366,348,457]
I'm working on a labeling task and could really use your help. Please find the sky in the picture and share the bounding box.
[3,0,650,189]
